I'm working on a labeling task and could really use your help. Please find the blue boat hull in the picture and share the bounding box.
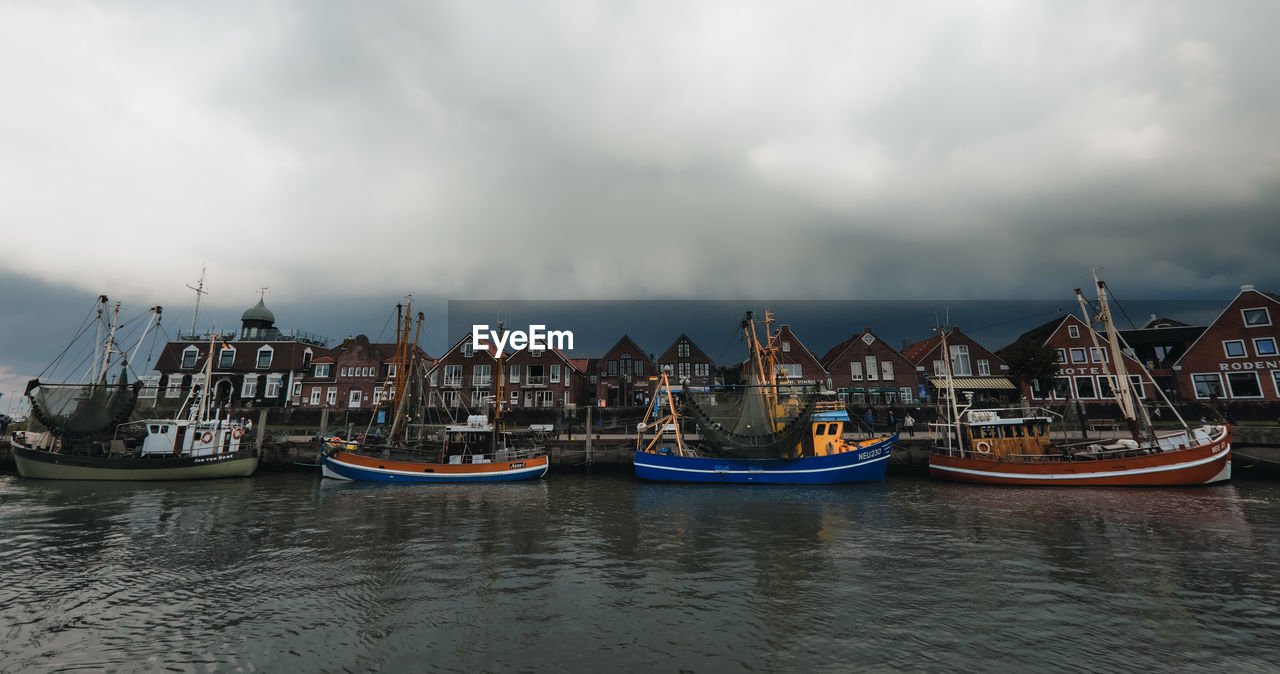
[634,435,896,484]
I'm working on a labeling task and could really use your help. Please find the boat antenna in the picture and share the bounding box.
[186,266,208,336]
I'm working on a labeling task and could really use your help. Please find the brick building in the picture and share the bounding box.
[295,335,429,410]
[502,346,585,410]
[1003,314,1156,404]
[592,335,655,407]
[147,297,330,410]
[655,333,717,386]
[821,327,922,404]
[771,325,830,389]
[426,333,502,410]
[902,328,1016,403]
[1172,285,1280,401]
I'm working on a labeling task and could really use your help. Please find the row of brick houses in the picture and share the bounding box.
[143,285,1280,412]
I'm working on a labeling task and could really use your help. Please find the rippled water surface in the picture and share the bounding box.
[2,471,1279,672]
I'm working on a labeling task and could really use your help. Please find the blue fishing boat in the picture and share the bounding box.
[634,311,897,484]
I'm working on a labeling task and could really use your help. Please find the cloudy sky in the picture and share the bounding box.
[2,1,1278,404]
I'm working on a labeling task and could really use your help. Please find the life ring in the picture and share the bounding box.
[326,436,342,446]
[976,441,992,455]
[201,431,214,443]
[232,428,243,440]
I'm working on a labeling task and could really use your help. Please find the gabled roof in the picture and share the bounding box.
[1172,286,1280,368]
[656,333,717,366]
[600,334,651,361]
[1001,316,1071,352]
[901,334,944,363]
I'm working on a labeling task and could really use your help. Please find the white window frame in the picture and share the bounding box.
[1073,375,1097,399]
[850,362,863,381]
[256,346,273,370]
[349,389,362,407]
[372,388,383,406]
[694,363,710,377]
[181,346,199,370]
[1241,307,1271,327]
[1191,373,1224,400]
[1070,348,1087,364]
[218,347,236,370]
[292,382,302,397]
[310,387,322,405]
[1254,337,1278,357]
[444,365,463,387]
[462,342,474,358]
[977,359,990,376]
[865,356,878,381]
[550,364,561,383]
[166,374,184,398]
[1056,349,1067,363]
[241,375,259,398]
[265,375,282,398]
[782,341,791,353]
[1225,371,1263,399]
[1089,347,1109,363]
[1272,370,1280,398]
[1128,374,1146,399]
[139,375,160,399]
[442,390,459,408]
[880,361,894,381]
[472,364,491,387]
[932,360,944,376]
[510,364,520,383]
[678,340,691,357]
[314,363,331,378]
[326,387,337,405]
[949,344,971,376]
[1068,324,1080,339]
[1223,340,1247,359]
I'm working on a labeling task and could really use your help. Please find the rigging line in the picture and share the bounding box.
[965,307,1068,335]
[1105,288,1140,331]
[37,299,105,379]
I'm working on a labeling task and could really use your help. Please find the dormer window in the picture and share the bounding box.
[314,363,331,378]
[181,346,199,369]
[302,348,313,369]
[218,347,236,370]
[530,348,543,357]
[462,342,475,358]
[256,346,273,369]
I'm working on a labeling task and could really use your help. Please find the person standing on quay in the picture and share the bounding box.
[903,411,915,437]
[863,408,874,438]
[888,409,897,434]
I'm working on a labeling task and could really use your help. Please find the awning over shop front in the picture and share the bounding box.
[927,377,1017,390]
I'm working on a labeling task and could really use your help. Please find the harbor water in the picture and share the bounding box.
[2,472,1279,672]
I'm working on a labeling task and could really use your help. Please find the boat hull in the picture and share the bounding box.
[634,435,895,484]
[12,444,259,481]
[321,450,549,483]
[929,435,1231,486]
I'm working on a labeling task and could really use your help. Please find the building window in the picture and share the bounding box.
[241,376,259,398]
[1051,378,1071,399]
[302,348,313,369]
[900,386,912,402]
[949,345,971,376]
[309,387,321,405]
[1191,373,1224,399]
[1089,348,1108,363]
[527,365,545,385]
[608,360,618,376]
[442,391,459,408]
[462,341,474,358]
[1242,308,1271,327]
[326,387,337,405]
[850,362,864,380]
[865,356,878,380]
[510,391,519,406]
[372,388,383,406]
[1074,376,1097,398]
[977,359,990,376]
[265,375,282,398]
[1098,376,1115,399]
[473,364,491,386]
[1273,370,1280,398]
[1128,375,1145,399]
[166,375,184,398]
[470,390,488,407]
[931,360,943,376]
[881,361,894,381]
[256,346,273,369]
[1068,325,1080,339]
[781,341,791,353]
[429,370,437,387]
[349,389,362,407]
[778,363,801,379]
[314,363,331,378]
[444,365,463,387]
[694,363,709,377]
[218,348,235,369]
[1255,338,1278,357]
[509,364,520,383]
[1223,340,1247,358]
[181,347,199,369]
[1226,372,1262,398]
[139,375,160,399]
[1056,349,1067,363]
[678,362,691,379]
[531,348,543,358]
[1069,348,1087,364]
[550,365,561,383]
[292,382,302,397]
[678,340,691,357]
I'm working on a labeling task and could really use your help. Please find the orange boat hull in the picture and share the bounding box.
[929,433,1231,486]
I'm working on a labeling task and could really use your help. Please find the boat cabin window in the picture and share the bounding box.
[1013,425,1025,438]
[1000,426,1014,438]
[815,425,826,436]
[827,423,839,435]
[149,425,159,433]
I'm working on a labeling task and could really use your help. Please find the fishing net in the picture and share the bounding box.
[27,369,140,439]
[681,384,819,459]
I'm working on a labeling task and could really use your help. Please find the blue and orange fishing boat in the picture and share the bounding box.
[321,303,549,484]
[634,311,896,484]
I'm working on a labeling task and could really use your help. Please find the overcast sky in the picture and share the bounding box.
[2,1,1278,403]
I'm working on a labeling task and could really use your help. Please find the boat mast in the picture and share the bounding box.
[127,306,164,369]
[187,266,207,336]
[939,326,964,455]
[99,301,122,384]
[492,321,505,454]
[1077,270,1152,441]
